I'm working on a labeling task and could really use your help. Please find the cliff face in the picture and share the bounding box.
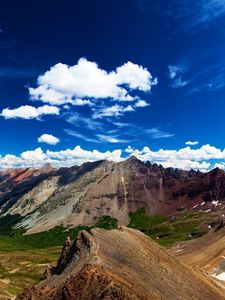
[1,157,225,233]
[16,227,225,300]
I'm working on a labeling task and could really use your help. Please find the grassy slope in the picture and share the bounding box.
[128,208,217,247]
[0,210,218,298]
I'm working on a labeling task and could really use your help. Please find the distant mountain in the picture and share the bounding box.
[1,157,225,233]
[16,227,225,300]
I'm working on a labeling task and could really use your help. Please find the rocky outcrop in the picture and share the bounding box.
[16,227,225,300]
[55,236,73,273]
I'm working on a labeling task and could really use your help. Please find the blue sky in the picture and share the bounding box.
[1,0,225,170]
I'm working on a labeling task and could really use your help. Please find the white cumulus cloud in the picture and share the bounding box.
[0,146,123,168]
[1,144,225,171]
[29,58,157,105]
[72,98,93,106]
[135,99,150,107]
[1,105,59,120]
[124,144,225,171]
[38,134,60,145]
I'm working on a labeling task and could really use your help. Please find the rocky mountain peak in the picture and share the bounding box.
[208,167,224,177]
[37,163,55,175]
[124,155,141,164]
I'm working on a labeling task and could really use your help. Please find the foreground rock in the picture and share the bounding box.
[17,227,225,300]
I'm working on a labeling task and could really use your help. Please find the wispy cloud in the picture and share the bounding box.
[168,51,225,93]
[186,0,225,28]
[92,104,134,119]
[112,120,175,140]
[185,140,199,146]
[0,66,40,79]
[139,1,225,31]
[171,77,189,88]
[65,129,133,144]
[96,134,133,143]
[168,65,182,79]
[187,73,225,94]
[66,112,103,131]
[168,64,189,88]
[170,0,225,30]
[64,129,100,143]
[111,121,132,128]
[145,127,175,139]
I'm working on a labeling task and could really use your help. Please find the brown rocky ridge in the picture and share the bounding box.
[17,227,225,300]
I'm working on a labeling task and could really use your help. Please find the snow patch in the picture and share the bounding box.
[213,272,225,281]
[176,249,183,253]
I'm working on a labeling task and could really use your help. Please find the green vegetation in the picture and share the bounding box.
[0,225,89,252]
[93,215,118,230]
[0,214,118,252]
[128,208,214,247]
[0,209,212,252]
[129,208,167,230]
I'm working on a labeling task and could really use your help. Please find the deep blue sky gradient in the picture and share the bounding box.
[0,0,225,157]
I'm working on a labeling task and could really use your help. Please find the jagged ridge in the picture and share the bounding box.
[16,227,225,300]
[1,157,225,233]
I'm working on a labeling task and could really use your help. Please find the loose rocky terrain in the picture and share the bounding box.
[16,227,225,300]
[171,223,225,283]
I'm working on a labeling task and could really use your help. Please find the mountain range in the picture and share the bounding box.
[1,156,225,233]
